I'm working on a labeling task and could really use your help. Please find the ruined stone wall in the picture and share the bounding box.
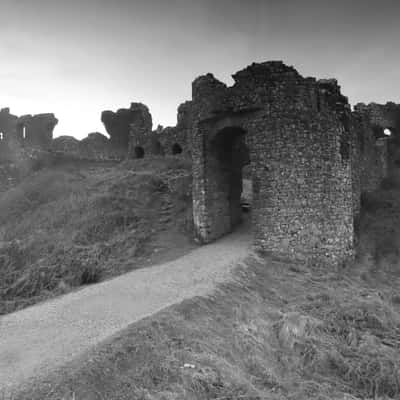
[191,61,354,265]
[354,102,400,172]
[17,114,58,149]
[128,101,193,158]
[351,109,390,195]
[350,113,363,218]
[52,132,125,161]
[0,109,58,162]
[354,102,400,137]
[0,108,19,161]
[101,103,152,154]
[0,108,18,140]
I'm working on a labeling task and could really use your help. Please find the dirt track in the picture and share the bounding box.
[0,227,252,396]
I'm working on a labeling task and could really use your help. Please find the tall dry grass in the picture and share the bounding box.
[0,158,192,315]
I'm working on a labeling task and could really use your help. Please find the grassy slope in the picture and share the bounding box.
[0,157,194,315]
[3,164,400,400]
[11,177,400,400]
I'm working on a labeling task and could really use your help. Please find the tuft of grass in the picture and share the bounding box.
[79,264,103,285]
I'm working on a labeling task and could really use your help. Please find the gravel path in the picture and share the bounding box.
[0,228,252,395]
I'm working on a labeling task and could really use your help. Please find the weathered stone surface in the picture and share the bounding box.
[79,132,122,160]
[128,101,193,158]
[354,102,400,171]
[0,109,58,163]
[0,108,18,140]
[190,61,355,265]
[52,135,80,154]
[354,102,400,139]
[0,61,394,266]
[16,113,58,149]
[52,133,124,161]
[101,103,152,154]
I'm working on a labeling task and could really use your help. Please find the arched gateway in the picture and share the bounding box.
[190,62,354,265]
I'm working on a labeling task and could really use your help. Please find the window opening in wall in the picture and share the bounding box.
[22,126,26,139]
[172,143,183,155]
[134,146,145,158]
[384,128,392,137]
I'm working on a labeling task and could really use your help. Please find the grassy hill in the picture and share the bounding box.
[0,157,194,315]
[3,160,400,399]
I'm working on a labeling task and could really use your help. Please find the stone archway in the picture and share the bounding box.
[210,126,249,230]
[192,118,253,243]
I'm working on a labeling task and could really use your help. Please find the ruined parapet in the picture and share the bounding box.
[52,135,80,155]
[151,101,193,157]
[350,113,363,218]
[126,103,153,158]
[102,103,152,157]
[52,133,124,161]
[190,61,354,265]
[17,114,58,149]
[0,108,19,160]
[0,109,58,163]
[354,102,400,138]
[0,109,13,160]
[0,108,18,139]
[352,107,391,194]
[127,101,192,158]
[354,102,400,171]
[79,132,123,160]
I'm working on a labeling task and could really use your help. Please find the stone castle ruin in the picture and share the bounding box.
[0,108,58,161]
[101,101,192,159]
[0,61,398,265]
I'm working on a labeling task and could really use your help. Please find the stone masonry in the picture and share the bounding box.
[127,101,192,158]
[0,108,58,161]
[109,61,391,265]
[189,62,356,265]
[0,61,393,265]
[354,102,399,170]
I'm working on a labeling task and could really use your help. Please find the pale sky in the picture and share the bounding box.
[0,0,399,139]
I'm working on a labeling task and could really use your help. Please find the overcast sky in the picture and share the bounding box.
[0,0,399,138]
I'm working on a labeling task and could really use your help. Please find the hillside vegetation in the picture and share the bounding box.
[13,172,400,400]
[0,157,194,315]
[2,160,400,399]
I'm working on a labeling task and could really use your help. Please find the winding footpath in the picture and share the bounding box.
[0,228,252,396]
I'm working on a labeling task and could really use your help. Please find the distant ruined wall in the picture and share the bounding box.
[17,114,58,149]
[0,108,58,162]
[128,101,193,158]
[354,102,400,171]
[354,102,400,137]
[0,108,18,161]
[352,107,390,193]
[101,103,152,152]
[52,132,124,161]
